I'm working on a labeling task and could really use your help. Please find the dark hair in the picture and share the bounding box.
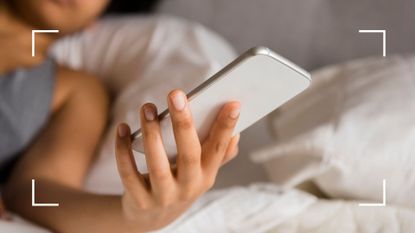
[104,0,161,15]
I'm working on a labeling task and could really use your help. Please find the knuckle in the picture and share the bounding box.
[214,140,228,154]
[179,150,201,166]
[218,118,236,130]
[182,155,199,166]
[143,129,159,142]
[151,168,171,181]
[173,117,193,131]
[178,189,197,201]
[119,169,136,182]
[136,200,151,210]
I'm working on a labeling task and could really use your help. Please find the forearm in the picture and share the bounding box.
[4,178,140,233]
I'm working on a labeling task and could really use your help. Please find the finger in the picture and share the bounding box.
[202,102,240,174]
[140,103,174,194]
[167,90,201,184]
[115,123,149,197]
[222,134,240,165]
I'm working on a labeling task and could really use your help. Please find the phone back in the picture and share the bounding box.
[132,47,311,157]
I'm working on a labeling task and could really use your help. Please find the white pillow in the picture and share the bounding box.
[251,55,415,208]
[52,15,236,194]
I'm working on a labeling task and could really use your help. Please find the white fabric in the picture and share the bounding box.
[1,184,316,233]
[268,199,415,233]
[5,187,415,233]
[154,184,316,233]
[252,55,415,208]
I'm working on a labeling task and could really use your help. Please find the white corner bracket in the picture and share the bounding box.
[358,30,387,57]
[32,179,59,207]
[31,30,59,57]
[358,179,386,207]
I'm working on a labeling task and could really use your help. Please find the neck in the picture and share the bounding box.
[0,3,57,44]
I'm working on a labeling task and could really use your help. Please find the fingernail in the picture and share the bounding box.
[118,124,128,137]
[171,92,186,111]
[144,105,155,121]
[229,107,240,119]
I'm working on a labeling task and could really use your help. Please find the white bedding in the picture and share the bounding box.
[252,55,415,208]
[268,199,415,233]
[4,187,415,233]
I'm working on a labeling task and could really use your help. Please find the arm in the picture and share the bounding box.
[3,65,240,232]
[3,66,112,232]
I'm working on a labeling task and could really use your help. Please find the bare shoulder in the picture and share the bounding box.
[51,66,108,112]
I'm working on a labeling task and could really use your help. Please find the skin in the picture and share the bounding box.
[0,5,52,74]
[0,0,241,231]
[6,0,110,35]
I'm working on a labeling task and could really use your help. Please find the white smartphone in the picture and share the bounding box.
[131,47,311,157]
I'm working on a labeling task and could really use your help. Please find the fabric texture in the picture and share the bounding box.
[153,184,316,233]
[268,198,415,233]
[251,55,415,208]
[0,59,55,167]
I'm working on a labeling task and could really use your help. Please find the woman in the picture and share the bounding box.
[0,0,240,232]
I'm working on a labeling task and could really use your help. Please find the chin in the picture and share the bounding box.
[11,0,90,34]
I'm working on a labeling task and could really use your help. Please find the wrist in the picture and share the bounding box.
[119,195,150,233]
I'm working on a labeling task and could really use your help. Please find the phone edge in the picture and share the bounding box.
[130,46,311,142]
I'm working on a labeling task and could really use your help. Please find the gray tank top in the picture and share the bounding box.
[0,59,56,165]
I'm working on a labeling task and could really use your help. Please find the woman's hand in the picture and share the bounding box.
[115,90,240,231]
